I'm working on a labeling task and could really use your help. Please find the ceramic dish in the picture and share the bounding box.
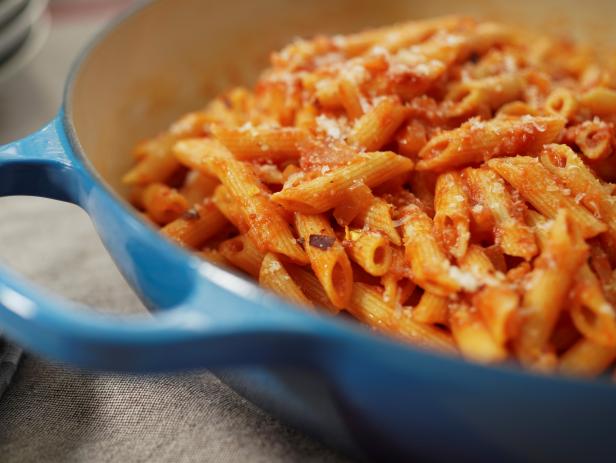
[0,1,615,461]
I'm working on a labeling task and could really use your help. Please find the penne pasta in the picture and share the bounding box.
[433,171,471,259]
[540,144,616,241]
[295,213,353,308]
[347,96,408,151]
[338,78,365,120]
[578,87,616,116]
[559,338,616,378]
[162,201,228,249]
[123,133,181,185]
[346,229,393,277]
[218,235,265,278]
[488,156,607,238]
[355,196,402,246]
[180,172,219,206]
[286,265,338,313]
[412,292,450,325]
[449,302,508,364]
[211,125,308,161]
[472,285,520,346]
[514,210,589,369]
[348,283,457,355]
[208,157,307,264]
[569,264,616,347]
[173,138,233,176]
[544,87,578,120]
[416,115,565,172]
[458,244,496,278]
[259,253,313,307]
[140,182,189,225]
[565,120,614,161]
[400,203,475,296]
[446,73,523,117]
[272,151,414,214]
[464,166,537,260]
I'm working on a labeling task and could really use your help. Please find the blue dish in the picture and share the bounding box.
[1,0,616,461]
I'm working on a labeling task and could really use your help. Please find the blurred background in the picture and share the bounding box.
[0,0,134,143]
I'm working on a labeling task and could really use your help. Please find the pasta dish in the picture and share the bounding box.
[123,16,616,378]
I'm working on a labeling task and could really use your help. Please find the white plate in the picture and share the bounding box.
[0,0,28,27]
[0,0,47,62]
[0,10,49,84]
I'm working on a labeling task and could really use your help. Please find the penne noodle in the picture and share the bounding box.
[381,272,416,308]
[207,157,307,264]
[218,235,264,278]
[569,264,616,347]
[272,151,414,214]
[396,119,429,158]
[294,103,318,132]
[180,172,219,206]
[355,196,401,245]
[578,87,616,116]
[412,292,450,325]
[332,182,373,227]
[400,203,476,295]
[446,73,523,117]
[123,133,181,185]
[286,265,338,313]
[211,125,308,161]
[540,144,616,241]
[173,138,233,176]
[416,115,565,172]
[449,302,508,364]
[464,166,537,260]
[162,201,228,249]
[459,244,495,275]
[346,229,393,276]
[314,78,343,109]
[347,96,408,151]
[514,210,589,368]
[338,78,365,120]
[433,171,471,259]
[497,101,544,117]
[544,87,578,120]
[295,213,353,308]
[472,285,520,346]
[348,283,457,355]
[141,183,189,225]
[488,156,607,238]
[559,338,616,378]
[259,253,313,307]
[199,248,230,268]
[567,120,614,161]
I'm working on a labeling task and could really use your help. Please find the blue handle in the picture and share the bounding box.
[0,117,328,372]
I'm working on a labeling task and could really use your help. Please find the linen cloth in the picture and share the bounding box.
[0,5,349,462]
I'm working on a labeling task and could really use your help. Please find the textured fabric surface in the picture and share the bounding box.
[0,5,350,462]
[0,337,21,400]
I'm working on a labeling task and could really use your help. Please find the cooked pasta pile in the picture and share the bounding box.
[124,16,616,378]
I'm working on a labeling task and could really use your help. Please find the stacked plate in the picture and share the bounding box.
[0,0,49,84]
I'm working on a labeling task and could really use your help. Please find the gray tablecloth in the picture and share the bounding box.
[0,4,349,462]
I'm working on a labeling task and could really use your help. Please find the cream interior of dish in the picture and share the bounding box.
[68,0,616,198]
